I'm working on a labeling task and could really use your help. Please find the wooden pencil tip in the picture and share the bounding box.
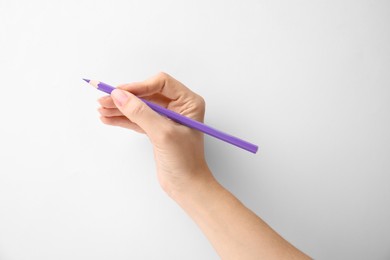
[83,78,90,83]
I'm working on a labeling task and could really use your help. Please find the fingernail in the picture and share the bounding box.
[111,89,128,106]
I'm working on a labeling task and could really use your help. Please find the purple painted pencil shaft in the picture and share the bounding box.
[85,79,258,154]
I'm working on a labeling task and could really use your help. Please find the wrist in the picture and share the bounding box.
[167,166,218,201]
[168,167,229,219]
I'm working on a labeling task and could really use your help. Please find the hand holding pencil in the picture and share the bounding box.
[96,72,214,194]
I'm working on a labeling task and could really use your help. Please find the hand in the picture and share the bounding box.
[97,72,212,196]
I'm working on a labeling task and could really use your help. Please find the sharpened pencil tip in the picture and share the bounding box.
[83,78,90,83]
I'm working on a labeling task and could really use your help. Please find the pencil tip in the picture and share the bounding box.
[83,78,90,83]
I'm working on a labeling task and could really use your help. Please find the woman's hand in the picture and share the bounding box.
[97,72,212,197]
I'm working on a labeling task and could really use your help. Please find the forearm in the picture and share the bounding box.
[171,168,310,260]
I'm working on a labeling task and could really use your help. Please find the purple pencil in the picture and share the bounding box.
[84,79,258,154]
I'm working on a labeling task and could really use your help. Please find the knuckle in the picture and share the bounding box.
[157,71,168,78]
[130,102,146,117]
[195,95,206,109]
[192,95,206,120]
[156,71,171,82]
[192,95,206,114]
[100,116,111,125]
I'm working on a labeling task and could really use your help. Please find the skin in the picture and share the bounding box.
[97,72,311,260]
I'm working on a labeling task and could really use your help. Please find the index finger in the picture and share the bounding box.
[117,72,195,100]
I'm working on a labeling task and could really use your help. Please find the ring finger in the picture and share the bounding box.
[98,107,123,117]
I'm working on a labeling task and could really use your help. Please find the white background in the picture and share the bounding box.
[1,0,389,259]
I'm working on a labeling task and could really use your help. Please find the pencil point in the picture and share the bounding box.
[83,78,90,83]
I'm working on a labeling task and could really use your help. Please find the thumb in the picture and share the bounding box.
[111,89,166,138]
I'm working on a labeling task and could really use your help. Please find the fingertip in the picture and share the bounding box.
[99,115,108,124]
[100,115,118,126]
[97,95,109,104]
